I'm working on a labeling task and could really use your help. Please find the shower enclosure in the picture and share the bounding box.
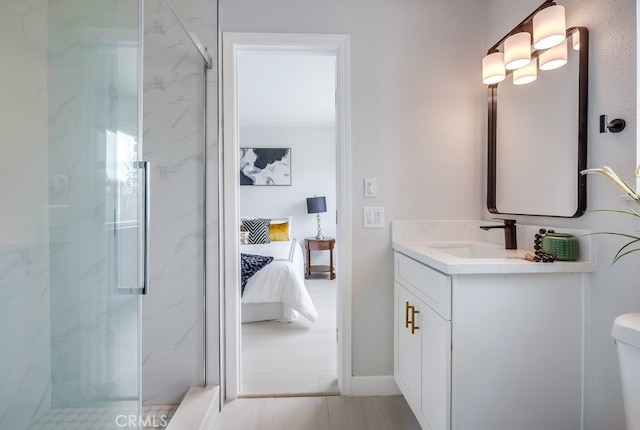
[1,0,147,428]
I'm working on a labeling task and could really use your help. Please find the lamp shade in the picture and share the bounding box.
[504,32,531,70]
[482,52,505,85]
[306,196,327,214]
[513,57,537,85]
[572,30,580,51]
[539,38,567,71]
[533,4,566,50]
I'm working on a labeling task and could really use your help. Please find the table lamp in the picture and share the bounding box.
[306,196,327,239]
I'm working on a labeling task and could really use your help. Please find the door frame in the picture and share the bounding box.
[220,32,352,400]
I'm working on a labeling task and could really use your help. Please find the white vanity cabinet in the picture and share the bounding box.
[394,252,451,430]
[393,251,584,430]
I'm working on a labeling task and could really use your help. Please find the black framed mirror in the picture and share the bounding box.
[487,27,588,218]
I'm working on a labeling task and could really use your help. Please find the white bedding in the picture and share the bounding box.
[241,239,318,323]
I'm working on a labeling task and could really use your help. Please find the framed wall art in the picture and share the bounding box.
[240,148,291,186]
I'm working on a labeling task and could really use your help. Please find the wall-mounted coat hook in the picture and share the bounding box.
[600,114,626,133]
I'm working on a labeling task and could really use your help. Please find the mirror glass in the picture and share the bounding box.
[488,28,587,217]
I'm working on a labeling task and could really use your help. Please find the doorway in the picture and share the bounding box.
[238,51,338,396]
[221,33,353,400]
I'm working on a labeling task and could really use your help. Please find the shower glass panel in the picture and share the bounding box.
[0,1,145,429]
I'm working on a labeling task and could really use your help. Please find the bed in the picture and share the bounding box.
[240,217,318,323]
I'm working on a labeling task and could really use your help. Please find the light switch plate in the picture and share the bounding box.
[364,177,377,198]
[363,207,384,228]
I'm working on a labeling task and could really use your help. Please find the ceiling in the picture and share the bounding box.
[238,52,337,128]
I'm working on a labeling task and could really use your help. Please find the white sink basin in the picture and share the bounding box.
[391,221,595,274]
[427,241,522,259]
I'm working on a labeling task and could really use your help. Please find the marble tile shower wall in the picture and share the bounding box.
[0,244,51,427]
[0,1,52,428]
[142,0,217,405]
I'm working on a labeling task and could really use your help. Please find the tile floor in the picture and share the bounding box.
[212,396,421,430]
[28,404,177,430]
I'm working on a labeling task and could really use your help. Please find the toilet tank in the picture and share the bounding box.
[612,313,640,430]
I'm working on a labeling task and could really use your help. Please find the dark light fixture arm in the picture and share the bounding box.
[487,0,556,55]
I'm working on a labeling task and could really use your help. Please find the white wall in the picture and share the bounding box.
[221,0,487,377]
[240,126,337,244]
[484,1,638,429]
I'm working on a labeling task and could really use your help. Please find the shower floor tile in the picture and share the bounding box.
[29,404,177,430]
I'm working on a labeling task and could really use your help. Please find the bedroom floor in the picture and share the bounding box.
[241,276,338,396]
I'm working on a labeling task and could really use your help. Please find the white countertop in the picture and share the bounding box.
[392,221,596,275]
[392,240,595,274]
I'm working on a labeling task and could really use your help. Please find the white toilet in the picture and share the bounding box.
[612,313,640,430]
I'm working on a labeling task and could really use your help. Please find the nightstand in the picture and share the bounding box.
[304,237,335,280]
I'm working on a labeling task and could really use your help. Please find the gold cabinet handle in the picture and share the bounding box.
[405,301,412,328]
[404,300,420,334]
[411,308,420,334]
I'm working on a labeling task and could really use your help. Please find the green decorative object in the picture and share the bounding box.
[541,233,580,261]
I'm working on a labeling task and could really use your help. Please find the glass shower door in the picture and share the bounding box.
[47,0,146,427]
[47,0,146,411]
[0,1,52,428]
[1,0,147,427]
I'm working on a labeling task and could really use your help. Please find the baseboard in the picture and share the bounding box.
[166,385,219,430]
[350,375,401,396]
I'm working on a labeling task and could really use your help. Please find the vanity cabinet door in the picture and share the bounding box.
[421,302,451,430]
[395,283,423,415]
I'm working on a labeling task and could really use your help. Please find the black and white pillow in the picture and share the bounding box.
[241,218,271,244]
[240,253,274,295]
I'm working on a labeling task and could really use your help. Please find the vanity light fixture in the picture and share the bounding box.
[539,38,567,70]
[572,31,580,50]
[513,57,537,85]
[504,32,531,70]
[482,52,506,85]
[533,4,566,50]
[482,0,569,86]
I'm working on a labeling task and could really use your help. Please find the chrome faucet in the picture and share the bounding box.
[479,219,517,250]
